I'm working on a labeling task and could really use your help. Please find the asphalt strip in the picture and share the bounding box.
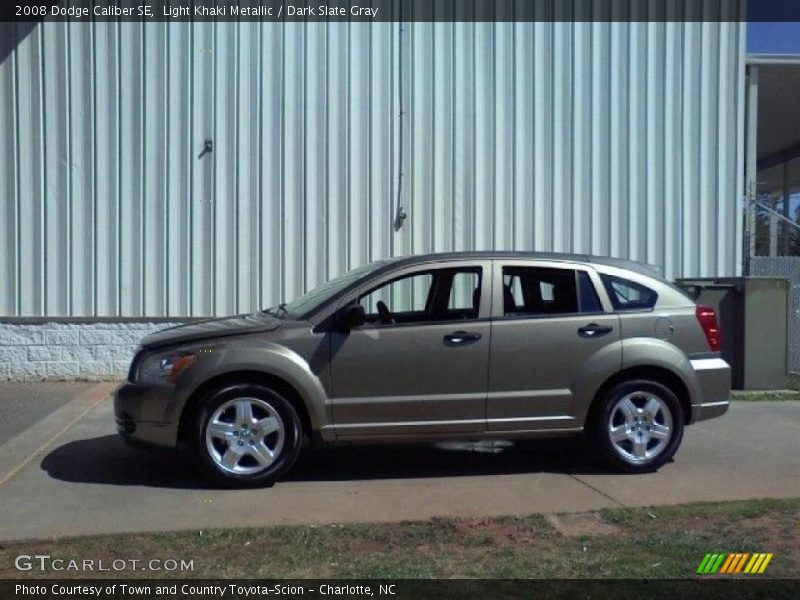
[0,382,117,486]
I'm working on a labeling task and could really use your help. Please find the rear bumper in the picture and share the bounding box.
[689,357,731,423]
[114,382,180,449]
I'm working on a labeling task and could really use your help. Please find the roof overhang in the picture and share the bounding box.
[747,58,800,170]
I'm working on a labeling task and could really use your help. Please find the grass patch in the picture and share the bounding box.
[729,373,800,401]
[731,390,800,402]
[787,372,800,392]
[1,498,797,579]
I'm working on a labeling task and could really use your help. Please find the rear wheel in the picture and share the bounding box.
[192,383,303,487]
[589,380,684,473]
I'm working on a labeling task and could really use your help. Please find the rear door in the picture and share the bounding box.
[487,260,621,431]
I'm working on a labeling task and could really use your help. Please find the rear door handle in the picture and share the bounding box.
[578,323,613,338]
[444,330,482,345]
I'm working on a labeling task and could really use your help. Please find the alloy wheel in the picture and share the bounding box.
[205,397,286,475]
[607,391,673,465]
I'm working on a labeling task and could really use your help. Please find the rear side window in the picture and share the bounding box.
[600,274,658,310]
[503,267,606,316]
[578,271,603,313]
[503,267,577,315]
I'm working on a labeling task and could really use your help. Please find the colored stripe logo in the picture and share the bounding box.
[696,552,773,574]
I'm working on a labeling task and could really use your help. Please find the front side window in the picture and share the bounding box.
[360,273,434,317]
[448,271,481,311]
[358,267,482,325]
[600,274,658,310]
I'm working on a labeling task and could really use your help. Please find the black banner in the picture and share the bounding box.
[4,0,796,24]
[3,579,799,600]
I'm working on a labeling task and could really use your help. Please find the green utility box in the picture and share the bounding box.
[676,277,789,391]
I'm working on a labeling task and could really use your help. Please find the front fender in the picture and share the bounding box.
[173,342,330,439]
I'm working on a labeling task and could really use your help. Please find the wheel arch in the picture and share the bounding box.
[177,370,314,446]
[588,366,693,426]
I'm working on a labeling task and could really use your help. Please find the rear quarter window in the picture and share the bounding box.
[600,274,658,311]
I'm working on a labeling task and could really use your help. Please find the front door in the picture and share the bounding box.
[487,261,621,431]
[330,262,492,437]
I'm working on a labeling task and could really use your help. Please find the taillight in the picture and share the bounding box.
[695,305,721,352]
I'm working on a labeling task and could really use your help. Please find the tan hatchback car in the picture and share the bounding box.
[115,252,730,487]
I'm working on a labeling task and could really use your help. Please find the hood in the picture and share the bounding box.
[140,312,283,349]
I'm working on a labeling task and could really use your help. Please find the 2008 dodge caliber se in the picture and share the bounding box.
[115,252,730,487]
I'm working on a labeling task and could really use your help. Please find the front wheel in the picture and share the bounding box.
[588,380,684,473]
[192,383,303,487]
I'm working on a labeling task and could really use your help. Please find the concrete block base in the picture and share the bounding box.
[0,322,183,381]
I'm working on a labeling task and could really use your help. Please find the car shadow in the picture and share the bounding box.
[288,437,607,482]
[40,434,615,490]
[40,435,211,489]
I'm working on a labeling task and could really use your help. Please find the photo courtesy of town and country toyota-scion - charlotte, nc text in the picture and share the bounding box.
[33,3,381,18]
[14,583,394,597]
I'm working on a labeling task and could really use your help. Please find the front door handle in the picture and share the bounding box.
[444,330,482,345]
[578,323,613,338]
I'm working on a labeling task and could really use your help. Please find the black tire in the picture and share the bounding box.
[588,379,684,473]
[192,383,303,488]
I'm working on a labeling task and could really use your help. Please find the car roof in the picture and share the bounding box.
[381,251,666,280]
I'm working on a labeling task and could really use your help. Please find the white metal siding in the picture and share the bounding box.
[0,19,745,318]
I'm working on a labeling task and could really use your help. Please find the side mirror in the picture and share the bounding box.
[342,304,366,330]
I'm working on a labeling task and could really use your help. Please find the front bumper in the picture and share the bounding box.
[114,382,181,449]
[689,357,731,423]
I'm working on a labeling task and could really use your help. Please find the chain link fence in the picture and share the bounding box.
[750,257,800,373]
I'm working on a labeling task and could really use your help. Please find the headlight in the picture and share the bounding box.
[137,350,198,384]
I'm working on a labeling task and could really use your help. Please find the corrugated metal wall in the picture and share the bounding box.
[0,18,745,318]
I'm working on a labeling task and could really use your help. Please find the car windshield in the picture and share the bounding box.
[268,260,391,318]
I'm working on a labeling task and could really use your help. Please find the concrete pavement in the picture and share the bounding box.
[0,383,117,487]
[0,382,97,446]
[0,384,798,541]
